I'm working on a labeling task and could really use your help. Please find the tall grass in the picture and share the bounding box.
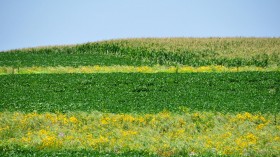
[0,111,279,156]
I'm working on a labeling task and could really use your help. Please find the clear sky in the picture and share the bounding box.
[0,0,280,51]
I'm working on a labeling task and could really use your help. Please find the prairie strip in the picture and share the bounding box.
[0,110,279,156]
[0,65,279,75]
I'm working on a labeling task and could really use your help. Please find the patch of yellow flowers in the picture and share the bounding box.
[0,65,279,75]
[0,110,279,156]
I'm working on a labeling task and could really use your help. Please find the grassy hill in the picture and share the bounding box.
[1,38,279,67]
[0,38,279,156]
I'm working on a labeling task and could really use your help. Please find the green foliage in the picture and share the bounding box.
[0,72,279,113]
[1,38,279,67]
[0,146,238,157]
[0,146,156,157]
[1,38,279,156]
[0,50,144,67]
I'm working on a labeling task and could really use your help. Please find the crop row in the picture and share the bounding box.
[0,72,279,113]
[1,38,279,67]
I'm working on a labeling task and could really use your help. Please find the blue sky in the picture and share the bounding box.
[0,0,280,51]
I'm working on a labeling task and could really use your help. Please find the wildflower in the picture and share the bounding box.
[256,124,265,130]
[150,117,157,126]
[138,117,145,123]
[244,112,252,120]
[121,130,138,136]
[159,110,171,119]
[221,132,232,138]
[0,110,279,155]
[21,136,31,143]
[45,113,53,119]
[193,113,199,118]
[177,129,185,134]
[259,116,266,122]
[41,135,57,148]
[101,117,110,124]
[191,112,200,121]
[69,116,78,123]
[236,138,248,148]
[236,113,245,121]
[95,136,109,144]
[38,129,48,135]
[63,117,68,124]
[122,115,135,122]
[245,133,257,145]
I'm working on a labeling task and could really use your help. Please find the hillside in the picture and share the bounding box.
[0,38,279,156]
[1,38,279,67]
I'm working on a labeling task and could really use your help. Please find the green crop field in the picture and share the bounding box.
[0,72,279,113]
[0,38,279,156]
[1,38,280,67]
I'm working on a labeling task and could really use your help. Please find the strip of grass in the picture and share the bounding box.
[0,72,279,113]
[0,148,156,157]
[0,111,279,156]
[0,147,233,157]
[0,65,279,75]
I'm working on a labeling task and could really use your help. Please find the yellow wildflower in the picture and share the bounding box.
[256,124,265,130]
[21,136,31,143]
[122,114,135,122]
[101,117,110,124]
[69,116,78,123]
[159,110,171,119]
[196,66,212,72]
[235,138,248,148]
[41,135,57,148]
[90,136,109,146]
[236,113,245,121]
[221,132,232,138]
[63,117,68,124]
[96,136,109,143]
[245,133,258,145]
[177,129,185,134]
[244,112,252,120]
[259,116,266,122]
[138,116,145,123]
[121,130,138,136]
[38,129,48,135]
[45,113,53,119]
